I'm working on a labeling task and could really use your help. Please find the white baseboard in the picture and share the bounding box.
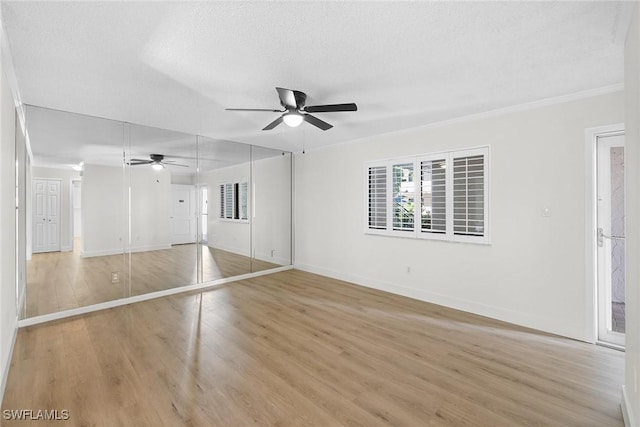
[61,245,72,252]
[81,244,171,258]
[294,262,587,342]
[0,320,18,405]
[18,265,293,327]
[254,251,290,266]
[622,385,636,427]
[206,243,250,257]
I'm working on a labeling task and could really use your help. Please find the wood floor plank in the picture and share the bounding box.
[3,269,624,426]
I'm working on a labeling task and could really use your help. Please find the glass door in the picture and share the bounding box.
[596,132,625,346]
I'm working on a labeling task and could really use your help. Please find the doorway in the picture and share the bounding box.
[170,184,196,245]
[32,178,61,253]
[72,180,81,252]
[596,131,625,347]
[200,186,208,244]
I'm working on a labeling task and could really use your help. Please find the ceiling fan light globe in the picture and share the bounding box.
[283,112,303,127]
[152,163,164,171]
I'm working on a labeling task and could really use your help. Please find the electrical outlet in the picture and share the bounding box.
[406,266,411,273]
[111,272,120,283]
[271,249,275,257]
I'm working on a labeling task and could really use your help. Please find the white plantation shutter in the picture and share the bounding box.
[239,182,248,220]
[368,166,387,230]
[219,185,225,218]
[365,146,488,243]
[220,181,249,222]
[225,183,234,219]
[392,163,415,231]
[420,158,446,234]
[453,154,485,236]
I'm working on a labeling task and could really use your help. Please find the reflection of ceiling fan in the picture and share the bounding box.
[128,154,188,170]
[226,87,357,131]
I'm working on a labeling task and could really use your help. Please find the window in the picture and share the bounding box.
[420,157,446,234]
[365,146,489,243]
[392,163,414,232]
[219,180,249,221]
[368,166,387,229]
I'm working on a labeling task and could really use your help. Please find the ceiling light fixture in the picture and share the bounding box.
[283,112,303,127]
[152,163,164,171]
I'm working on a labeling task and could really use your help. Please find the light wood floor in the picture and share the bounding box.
[4,270,624,426]
[25,242,278,318]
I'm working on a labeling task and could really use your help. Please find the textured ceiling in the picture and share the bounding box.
[2,1,631,154]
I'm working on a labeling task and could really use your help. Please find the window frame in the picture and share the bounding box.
[364,146,490,244]
[219,179,250,223]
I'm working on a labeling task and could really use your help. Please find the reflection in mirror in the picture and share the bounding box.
[197,136,252,280]
[23,105,127,318]
[127,124,199,296]
[251,146,292,272]
[19,105,293,320]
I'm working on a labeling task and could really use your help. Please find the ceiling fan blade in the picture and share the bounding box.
[304,103,358,113]
[226,108,283,112]
[128,160,152,165]
[130,159,152,163]
[303,114,333,131]
[263,116,284,131]
[276,87,296,108]
[276,87,306,109]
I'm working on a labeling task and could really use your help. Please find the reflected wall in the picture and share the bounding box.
[19,105,292,319]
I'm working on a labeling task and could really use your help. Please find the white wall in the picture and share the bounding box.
[0,49,16,402]
[201,162,251,256]
[171,173,195,185]
[31,166,80,252]
[624,4,640,425]
[253,153,292,265]
[130,166,171,251]
[15,117,26,316]
[295,91,623,342]
[82,164,171,257]
[200,154,292,265]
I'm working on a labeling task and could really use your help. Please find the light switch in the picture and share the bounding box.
[542,207,551,217]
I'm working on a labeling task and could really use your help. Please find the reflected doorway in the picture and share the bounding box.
[596,132,625,347]
[72,180,81,252]
[200,186,208,244]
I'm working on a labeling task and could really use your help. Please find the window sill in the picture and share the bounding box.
[364,229,491,245]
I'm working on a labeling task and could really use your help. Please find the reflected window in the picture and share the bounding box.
[220,181,249,221]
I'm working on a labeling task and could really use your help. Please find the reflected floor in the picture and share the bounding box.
[612,302,625,334]
[25,241,279,318]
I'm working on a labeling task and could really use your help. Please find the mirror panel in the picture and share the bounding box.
[19,106,292,320]
[23,106,126,318]
[251,146,293,271]
[197,136,252,281]
[127,123,199,296]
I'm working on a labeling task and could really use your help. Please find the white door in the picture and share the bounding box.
[171,184,196,245]
[32,178,61,253]
[596,133,625,347]
[32,180,47,253]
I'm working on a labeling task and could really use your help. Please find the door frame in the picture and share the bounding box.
[585,124,624,346]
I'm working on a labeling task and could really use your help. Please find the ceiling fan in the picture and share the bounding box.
[128,154,188,170]
[226,87,357,131]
